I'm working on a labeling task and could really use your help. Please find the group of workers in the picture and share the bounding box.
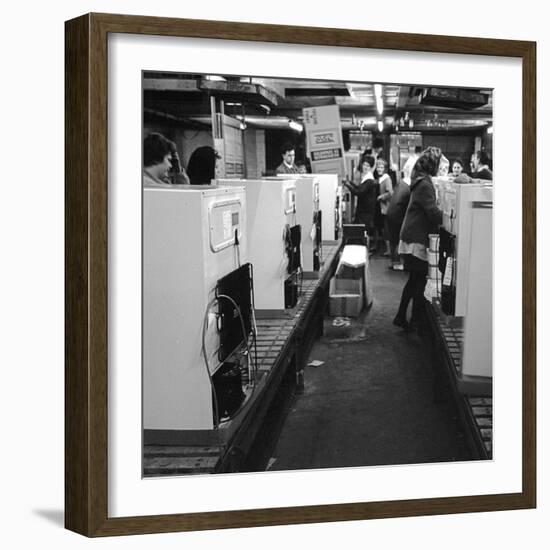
[345,144,493,268]
[142,131,492,334]
[143,133,220,186]
[344,143,492,332]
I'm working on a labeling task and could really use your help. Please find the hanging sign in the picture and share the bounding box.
[303,105,346,177]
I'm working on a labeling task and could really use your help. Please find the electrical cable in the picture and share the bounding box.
[201,297,222,429]
[234,227,241,267]
[249,263,259,379]
[201,266,254,454]
[284,223,302,306]
[436,243,441,303]
[202,292,258,429]
[215,293,257,425]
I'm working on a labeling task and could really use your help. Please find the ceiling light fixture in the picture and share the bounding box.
[374,84,383,98]
[376,97,384,115]
[377,120,384,132]
[289,119,303,133]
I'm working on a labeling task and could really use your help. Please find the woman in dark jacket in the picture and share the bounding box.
[393,147,443,330]
[344,155,378,250]
[385,176,411,269]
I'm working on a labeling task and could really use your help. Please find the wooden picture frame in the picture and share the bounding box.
[65,12,536,537]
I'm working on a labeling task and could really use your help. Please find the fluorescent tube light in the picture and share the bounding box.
[289,120,303,132]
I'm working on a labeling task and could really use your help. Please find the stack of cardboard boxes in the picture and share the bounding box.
[328,245,372,317]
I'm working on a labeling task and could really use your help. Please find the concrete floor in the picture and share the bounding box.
[268,255,472,472]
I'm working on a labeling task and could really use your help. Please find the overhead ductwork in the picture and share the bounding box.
[419,87,489,110]
[143,77,281,107]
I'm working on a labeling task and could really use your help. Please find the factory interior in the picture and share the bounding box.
[141,72,493,476]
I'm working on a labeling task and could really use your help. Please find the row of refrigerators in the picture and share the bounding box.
[430,177,494,390]
[143,173,342,436]
[142,170,494,439]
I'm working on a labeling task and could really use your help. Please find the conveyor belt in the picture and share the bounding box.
[143,446,223,476]
[143,240,343,476]
[426,301,493,459]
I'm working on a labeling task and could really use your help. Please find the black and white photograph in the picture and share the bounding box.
[141,72,494,477]
[2,0,545,544]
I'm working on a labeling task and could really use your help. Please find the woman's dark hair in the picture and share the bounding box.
[357,155,375,172]
[452,158,464,169]
[143,133,174,167]
[358,148,373,168]
[187,146,220,185]
[411,146,442,179]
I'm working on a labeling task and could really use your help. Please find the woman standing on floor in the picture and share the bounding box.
[385,173,411,270]
[375,158,393,256]
[393,146,443,331]
[344,155,378,251]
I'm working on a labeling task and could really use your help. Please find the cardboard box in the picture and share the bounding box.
[329,277,364,317]
[332,244,373,311]
[336,263,363,280]
[334,277,362,294]
[329,294,363,317]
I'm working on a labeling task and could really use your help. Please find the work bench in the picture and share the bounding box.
[144,239,343,476]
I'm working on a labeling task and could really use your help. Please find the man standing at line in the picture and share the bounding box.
[276,142,299,174]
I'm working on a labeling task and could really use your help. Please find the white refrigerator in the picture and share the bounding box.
[143,184,247,432]
[218,178,298,312]
[436,179,493,317]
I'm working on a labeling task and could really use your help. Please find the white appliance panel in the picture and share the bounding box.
[218,178,297,310]
[143,185,246,431]
[293,176,320,272]
[462,202,493,379]
[433,178,493,317]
